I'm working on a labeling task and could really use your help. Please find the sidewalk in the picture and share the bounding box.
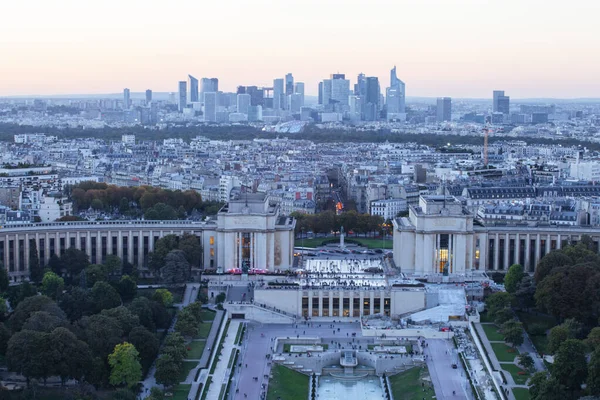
[139,283,199,399]
[475,323,518,400]
[204,320,241,399]
[185,309,225,383]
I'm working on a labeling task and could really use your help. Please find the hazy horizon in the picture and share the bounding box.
[2,0,599,98]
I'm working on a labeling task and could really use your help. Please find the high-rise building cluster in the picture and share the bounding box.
[113,68,525,126]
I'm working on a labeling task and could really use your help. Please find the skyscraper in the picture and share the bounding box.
[123,88,130,109]
[389,66,406,113]
[237,93,251,115]
[273,78,284,110]
[493,90,510,114]
[321,79,332,108]
[318,82,323,105]
[364,77,379,121]
[330,74,350,110]
[289,93,303,113]
[145,89,152,105]
[178,81,187,112]
[201,78,219,100]
[355,73,366,97]
[203,92,217,122]
[295,82,305,108]
[285,73,294,96]
[436,97,452,122]
[189,75,199,103]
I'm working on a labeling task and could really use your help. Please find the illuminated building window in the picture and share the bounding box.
[209,236,214,245]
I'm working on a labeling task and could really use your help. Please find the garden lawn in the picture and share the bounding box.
[389,366,435,400]
[491,342,519,362]
[196,322,213,339]
[297,237,392,249]
[200,310,216,321]
[267,364,309,400]
[512,387,531,400]
[482,324,505,342]
[500,363,530,385]
[178,361,197,382]
[186,340,206,359]
[170,384,192,400]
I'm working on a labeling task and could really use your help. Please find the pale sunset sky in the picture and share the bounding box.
[1,0,599,98]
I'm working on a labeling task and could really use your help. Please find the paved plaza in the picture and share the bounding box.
[227,319,473,400]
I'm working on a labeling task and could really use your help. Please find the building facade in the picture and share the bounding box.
[0,195,295,282]
[393,194,600,275]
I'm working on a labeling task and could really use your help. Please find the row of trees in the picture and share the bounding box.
[67,181,223,217]
[487,237,600,399]
[2,122,599,151]
[0,274,175,394]
[292,210,388,236]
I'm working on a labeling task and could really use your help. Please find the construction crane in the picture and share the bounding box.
[483,124,493,167]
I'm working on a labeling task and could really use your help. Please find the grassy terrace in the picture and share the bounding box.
[501,363,530,385]
[389,366,436,400]
[267,364,309,400]
[481,323,505,342]
[171,384,192,400]
[178,361,197,382]
[298,237,393,249]
[186,340,206,359]
[512,387,531,400]
[491,342,519,362]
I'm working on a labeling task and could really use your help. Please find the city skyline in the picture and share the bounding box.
[1,0,599,98]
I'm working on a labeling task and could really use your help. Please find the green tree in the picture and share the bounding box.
[111,389,137,400]
[108,342,142,388]
[553,339,588,391]
[147,387,165,400]
[9,295,66,332]
[588,349,600,396]
[547,324,570,354]
[494,307,514,325]
[59,286,93,321]
[118,275,137,301]
[28,241,43,283]
[178,233,202,267]
[47,253,63,275]
[85,264,108,287]
[518,352,535,373]
[91,198,104,210]
[79,314,124,358]
[174,308,198,338]
[22,311,69,333]
[152,288,174,307]
[534,251,573,284]
[0,322,10,355]
[41,271,64,299]
[504,264,524,293]
[6,329,52,383]
[0,263,9,292]
[535,264,600,326]
[104,254,122,275]
[128,297,156,331]
[61,247,90,281]
[486,291,514,319]
[529,371,549,400]
[162,332,186,364]
[154,354,180,388]
[587,327,600,352]
[533,377,568,400]
[148,235,179,272]
[514,275,536,311]
[502,320,524,347]
[128,326,159,373]
[101,306,140,335]
[160,250,190,284]
[119,197,130,213]
[6,281,38,309]
[47,327,93,384]
[91,281,122,312]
